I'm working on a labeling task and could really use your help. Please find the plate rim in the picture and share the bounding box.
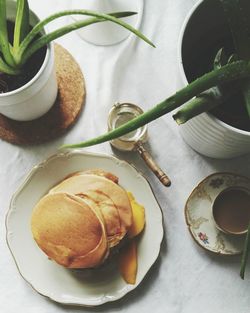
[5,150,164,307]
[184,171,250,256]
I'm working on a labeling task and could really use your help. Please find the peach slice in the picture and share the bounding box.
[118,240,137,285]
[127,192,145,238]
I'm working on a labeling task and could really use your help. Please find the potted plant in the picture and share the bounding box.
[64,0,250,160]
[177,0,250,159]
[0,0,154,121]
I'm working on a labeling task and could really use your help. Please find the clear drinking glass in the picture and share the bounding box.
[70,0,144,46]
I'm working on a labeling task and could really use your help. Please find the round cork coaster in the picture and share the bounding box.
[0,44,86,145]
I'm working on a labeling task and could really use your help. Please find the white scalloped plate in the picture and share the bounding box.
[6,151,163,306]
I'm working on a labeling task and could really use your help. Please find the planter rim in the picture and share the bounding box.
[177,0,250,137]
[0,3,51,100]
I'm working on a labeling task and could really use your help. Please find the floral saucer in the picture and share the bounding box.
[185,172,250,255]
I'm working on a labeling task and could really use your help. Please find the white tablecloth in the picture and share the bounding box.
[1,0,250,312]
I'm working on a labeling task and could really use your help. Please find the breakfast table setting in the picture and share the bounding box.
[1,0,250,312]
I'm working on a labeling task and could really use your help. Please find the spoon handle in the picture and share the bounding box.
[135,142,171,187]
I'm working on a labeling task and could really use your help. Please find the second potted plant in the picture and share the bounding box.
[64,0,250,160]
[177,0,250,158]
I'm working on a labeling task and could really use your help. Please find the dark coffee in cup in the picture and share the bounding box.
[212,187,250,235]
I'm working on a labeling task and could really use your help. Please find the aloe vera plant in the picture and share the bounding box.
[0,0,154,76]
[63,0,250,149]
[240,224,250,279]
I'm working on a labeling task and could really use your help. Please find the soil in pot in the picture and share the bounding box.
[0,21,46,93]
[182,21,250,132]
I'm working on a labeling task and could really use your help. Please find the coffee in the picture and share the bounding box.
[213,188,250,234]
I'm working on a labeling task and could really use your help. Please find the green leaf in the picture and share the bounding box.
[213,48,227,70]
[168,48,237,125]
[61,60,250,149]
[240,223,250,279]
[18,10,154,64]
[0,56,20,75]
[13,0,30,51]
[243,81,250,117]
[227,53,238,63]
[173,88,225,125]
[21,10,138,53]
[0,0,15,67]
[21,17,112,64]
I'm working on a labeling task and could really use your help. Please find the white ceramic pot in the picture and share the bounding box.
[0,1,57,121]
[177,0,250,159]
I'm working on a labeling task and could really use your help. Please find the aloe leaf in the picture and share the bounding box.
[173,88,225,125]
[240,223,250,279]
[21,18,111,64]
[20,10,137,52]
[0,56,20,75]
[21,11,154,66]
[227,53,238,64]
[18,10,154,64]
[219,0,250,118]
[173,41,243,125]
[0,0,15,67]
[62,60,250,149]
[13,0,30,51]
[173,48,236,125]
[213,48,227,69]
[243,81,250,117]
[20,11,138,56]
